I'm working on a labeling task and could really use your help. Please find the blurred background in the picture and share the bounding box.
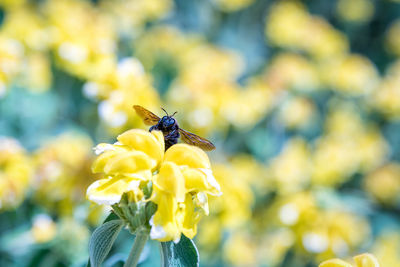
[0,0,400,266]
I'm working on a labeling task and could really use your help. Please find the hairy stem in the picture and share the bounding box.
[123,230,149,267]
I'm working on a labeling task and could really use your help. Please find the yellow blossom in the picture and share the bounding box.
[0,35,24,97]
[263,53,320,92]
[85,57,161,132]
[33,133,95,216]
[44,0,117,80]
[311,104,387,186]
[278,97,316,129]
[87,129,221,242]
[320,54,379,95]
[319,253,380,267]
[269,138,311,194]
[208,162,254,229]
[1,6,50,51]
[336,0,374,23]
[266,1,348,59]
[371,60,400,120]
[364,163,400,205]
[258,229,295,266]
[20,53,52,93]
[372,232,400,266]
[0,137,32,210]
[31,214,57,243]
[259,192,370,262]
[223,231,257,267]
[99,0,173,35]
[211,0,255,12]
[88,129,164,204]
[386,19,400,56]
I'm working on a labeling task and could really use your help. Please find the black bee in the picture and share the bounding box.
[133,105,215,151]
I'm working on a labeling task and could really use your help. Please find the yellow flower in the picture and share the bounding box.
[319,253,380,267]
[386,19,400,56]
[151,144,221,241]
[266,1,348,59]
[87,129,164,205]
[372,232,400,266]
[211,0,255,12]
[259,192,370,262]
[364,163,400,205]
[0,137,32,210]
[1,6,50,51]
[99,0,173,35]
[371,60,400,120]
[320,54,379,95]
[0,35,24,97]
[336,0,374,23]
[20,53,52,93]
[85,57,161,132]
[87,129,221,242]
[278,97,316,130]
[44,0,117,80]
[31,214,57,243]
[268,138,311,194]
[263,52,320,92]
[223,231,257,267]
[34,133,95,216]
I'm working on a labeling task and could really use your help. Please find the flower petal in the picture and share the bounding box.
[117,129,164,168]
[353,253,380,267]
[103,151,154,178]
[199,168,222,196]
[164,144,211,169]
[92,150,118,173]
[179,194,201,239]
[154,162,186,203]
[319,259,353,267]
[182,167,209,192]
[86,177,141,205]
[150,191,181,242]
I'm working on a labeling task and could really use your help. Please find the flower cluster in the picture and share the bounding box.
[0,0,400,266]
[135,26,275,136]
[319,253,380,267]
[0,137,32,210]
[86,129,221,242]
[33,133,96,216]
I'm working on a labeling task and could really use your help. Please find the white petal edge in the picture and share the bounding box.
[199,168,222,196]
[86,179,141,205]
[93,143,115,155]
[196,192,209,215]
[149,216,167,240]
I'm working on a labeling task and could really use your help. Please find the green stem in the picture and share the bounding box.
[159,242,169,267]
[123,230,149,267]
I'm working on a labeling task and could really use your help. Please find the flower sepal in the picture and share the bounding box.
[112,192,157,235]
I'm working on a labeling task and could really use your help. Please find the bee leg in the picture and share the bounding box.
[149,125,156,132]
[164,129,179,150]
[165,129,180,140]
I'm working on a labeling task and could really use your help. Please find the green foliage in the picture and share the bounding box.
[160,235,199,267]
[89,219,124,267]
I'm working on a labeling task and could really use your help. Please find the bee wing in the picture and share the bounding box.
[179,128,215,151]
[133,105,160,125]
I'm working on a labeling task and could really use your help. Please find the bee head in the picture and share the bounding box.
[160,108,177,129]
[161,116,176,128]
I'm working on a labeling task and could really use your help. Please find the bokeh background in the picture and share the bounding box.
[0,0,400,266]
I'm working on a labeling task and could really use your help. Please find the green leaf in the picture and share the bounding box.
[103,212,120,223]
[160,235,199,267]
[88,219,124,267]
[86,212,121,267]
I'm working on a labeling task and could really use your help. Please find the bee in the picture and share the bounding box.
[133,105,215,151]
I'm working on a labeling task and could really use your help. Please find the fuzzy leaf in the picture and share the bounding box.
[89,219,124,267]
[160,235,199,267]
